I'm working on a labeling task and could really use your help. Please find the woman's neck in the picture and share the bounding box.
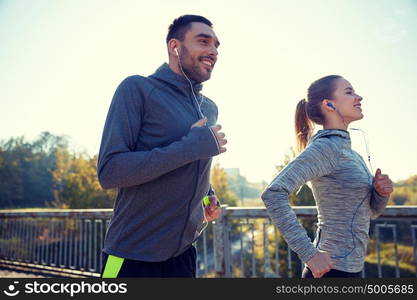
[323,118,349,131]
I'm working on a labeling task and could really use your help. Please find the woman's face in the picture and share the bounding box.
[331,78,363,123]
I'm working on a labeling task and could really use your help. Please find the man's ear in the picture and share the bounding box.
[168,39,179,57]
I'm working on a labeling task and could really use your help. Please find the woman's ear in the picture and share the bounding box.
[323,100,336,111]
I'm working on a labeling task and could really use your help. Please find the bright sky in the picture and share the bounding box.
[1,0,417,183]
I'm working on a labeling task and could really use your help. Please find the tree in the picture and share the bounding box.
[0,134,57,208]
[0,142,24,208]
[0,132,116,209]
[210,161,238,206]
[50,148,116,209]
[389,174,417,205]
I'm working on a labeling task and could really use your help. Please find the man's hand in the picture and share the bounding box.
[191,117,208,128]
[204,195,221,222]
[373,168,393,197]
[191,117,227,153]
[210,124,227,153]
[306,250,333,278]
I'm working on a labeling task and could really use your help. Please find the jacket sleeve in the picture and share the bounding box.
[97,76,220,189]
[369,188,390,219]
[261,138,340,263]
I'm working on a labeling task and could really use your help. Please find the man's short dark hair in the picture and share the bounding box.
[166,15,212,44]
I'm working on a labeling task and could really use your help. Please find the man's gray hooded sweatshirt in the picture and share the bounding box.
[97,63,220,262]
[261,129,389,272]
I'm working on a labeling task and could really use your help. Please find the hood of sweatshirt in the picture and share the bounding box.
[150,63,203,96]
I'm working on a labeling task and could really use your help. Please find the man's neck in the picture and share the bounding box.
[168,60,183,77]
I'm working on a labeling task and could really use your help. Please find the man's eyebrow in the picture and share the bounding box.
[194,33,221,47]
[344,87,353,90]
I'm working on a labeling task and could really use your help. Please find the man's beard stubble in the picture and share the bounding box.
[179,46,210,83]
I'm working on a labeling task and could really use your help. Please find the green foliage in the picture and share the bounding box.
[390,175,417,205]
[50,152,116,209]
[0,132,116,209]
[210,162,239,206]
[0,132,62,208]
[364,239,416,277]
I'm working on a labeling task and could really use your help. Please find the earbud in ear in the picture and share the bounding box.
[174,48,179,56]
[327,102,335,110]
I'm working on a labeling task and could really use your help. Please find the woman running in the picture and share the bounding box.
[261,75,393,278]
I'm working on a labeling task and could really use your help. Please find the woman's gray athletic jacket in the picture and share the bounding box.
[262,129,389,272]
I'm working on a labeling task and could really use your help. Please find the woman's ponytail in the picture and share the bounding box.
[295,99,312,153]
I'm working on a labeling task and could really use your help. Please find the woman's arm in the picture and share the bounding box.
[261,137,340,263]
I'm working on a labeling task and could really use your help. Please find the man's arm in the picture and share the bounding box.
[97,76,220,189]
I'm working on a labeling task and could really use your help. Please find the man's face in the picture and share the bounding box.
[178,22,220,83]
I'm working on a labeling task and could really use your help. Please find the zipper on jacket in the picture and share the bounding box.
[191,87,221,154]
[173,160,201,256]
[173,87,206,256]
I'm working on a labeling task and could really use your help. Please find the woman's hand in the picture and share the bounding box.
[373,168,393,198]
[306,250,333,278]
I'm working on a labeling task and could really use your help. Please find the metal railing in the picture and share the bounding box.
[0,209,110,277]
[0,206,416,278]
[209,206,417,278]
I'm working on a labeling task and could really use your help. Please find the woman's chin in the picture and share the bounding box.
[352,112,364,121]
[346,113,364,124]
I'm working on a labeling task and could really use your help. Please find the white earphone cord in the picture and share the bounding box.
[349,128,374,174]
[176,50,206,118]
[176,49,209,235]
[333,107,373,174]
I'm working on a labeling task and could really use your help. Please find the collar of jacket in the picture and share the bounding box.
[309,128,351,147]
[149,63,203,96]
